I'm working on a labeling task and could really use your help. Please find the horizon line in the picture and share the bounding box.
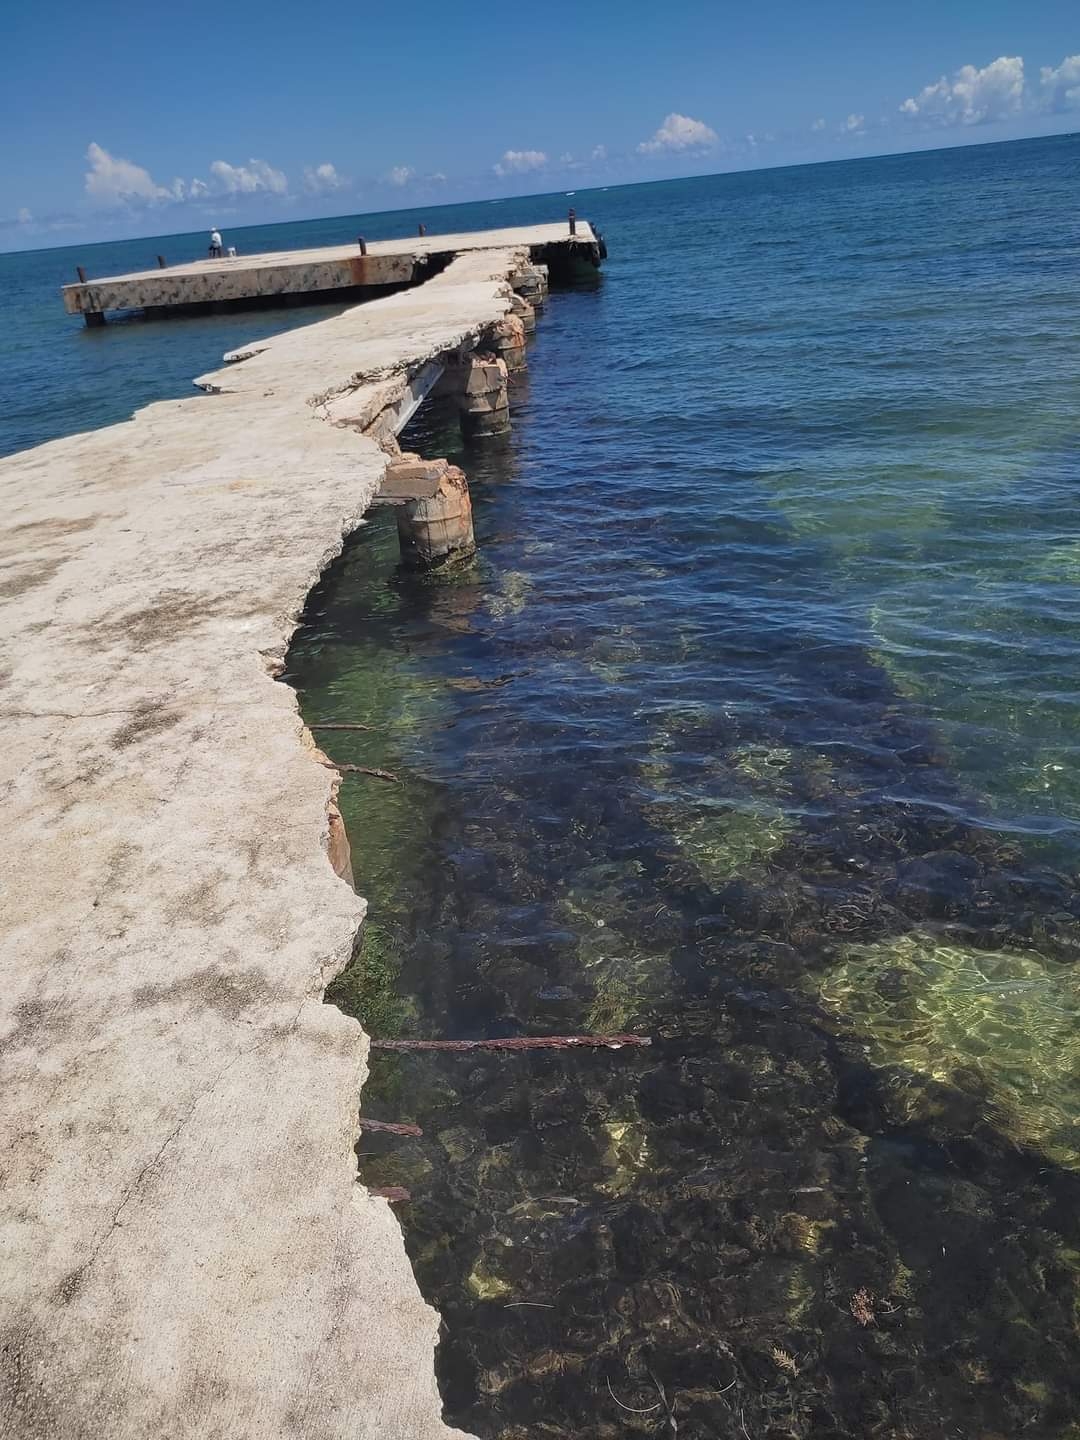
[7,125,1078,260]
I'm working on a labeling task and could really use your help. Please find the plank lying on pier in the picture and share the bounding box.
[61,220,598,321]
[0,245,541,1440]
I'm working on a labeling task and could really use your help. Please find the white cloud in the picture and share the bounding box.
[303,162,346,194]
[591,144,607,161]
[899,55,1024,127]
[84,141,176,206]
[17,207,32,224]
[494,149,548,177]
[386,165,414,187]
[1040,54,1080,112]
[209,158,288,195]
[840,113,866,134]
[811,117,826,132]
[429,172,447,184]
[637,113,718,154]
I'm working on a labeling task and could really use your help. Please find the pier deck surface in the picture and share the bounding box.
[0,247,532,1438]
[62,220,596,317]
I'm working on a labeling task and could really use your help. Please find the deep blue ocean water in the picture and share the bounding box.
[8,134,1080,1435]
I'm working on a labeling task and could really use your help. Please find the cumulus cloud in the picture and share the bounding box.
[17,207,32,224]
[209,158,288,195]
[493,149,548,177]
[303,162,346,194]
[1040,54,1080,112]
[900,55,1024,126]
[84,142,179,206]
[591,144,607,162]
[840,113,866,134]
[386,165,415,187]
[811,117,826,132]
[637,113,718,154]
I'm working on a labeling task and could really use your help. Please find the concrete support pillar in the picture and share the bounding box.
[458,354,510,439]
[512,262,548,309]
[484,314,527,376]
[510,292,536,334]
[437,352,511,441]
[390,457,476,570]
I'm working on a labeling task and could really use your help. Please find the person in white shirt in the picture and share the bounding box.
[208,229,223,258]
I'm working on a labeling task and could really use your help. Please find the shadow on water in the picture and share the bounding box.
[284,156,1080,1434]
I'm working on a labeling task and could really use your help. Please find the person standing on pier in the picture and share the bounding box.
[208,228,223,259]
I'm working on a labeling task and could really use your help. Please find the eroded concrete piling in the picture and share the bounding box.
[392,458,476,569]
[437,352,512,441]
[485,314,528,376]
[511,261,549,309]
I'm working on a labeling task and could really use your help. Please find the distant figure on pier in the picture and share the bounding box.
[208,228,223,259]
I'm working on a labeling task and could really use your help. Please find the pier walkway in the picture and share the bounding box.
[0,235,586,1437]
[62,219,600,322]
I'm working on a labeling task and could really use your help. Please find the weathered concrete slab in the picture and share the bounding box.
[0,249,526,1437]
[62,221,597,317]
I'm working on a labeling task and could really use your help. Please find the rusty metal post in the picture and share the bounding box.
[568,208,577,236]
[157,255,167,268]
[76,266,88,283]
[418,223,426,237]
[357,236,368,255]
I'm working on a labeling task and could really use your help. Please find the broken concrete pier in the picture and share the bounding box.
[1,225,604,1437]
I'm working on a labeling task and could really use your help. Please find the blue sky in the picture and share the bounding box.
[1,0,1077,248]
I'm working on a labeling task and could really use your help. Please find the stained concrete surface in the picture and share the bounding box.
[0,248,526,1437]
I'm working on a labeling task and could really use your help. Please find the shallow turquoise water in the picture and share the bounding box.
[8,135,1080,1434]
[286,135,1080,1437]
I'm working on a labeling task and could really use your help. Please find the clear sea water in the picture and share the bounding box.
[9,134,1080,1436]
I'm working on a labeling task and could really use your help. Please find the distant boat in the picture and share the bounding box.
[565,191,575,196]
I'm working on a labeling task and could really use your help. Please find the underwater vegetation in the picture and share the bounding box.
[286,140,1080,1438]
[813,932,1080,1170]
[291,496,1080,1437]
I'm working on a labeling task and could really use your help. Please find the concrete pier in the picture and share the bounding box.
[62,221,599,324]
[0,229,603,1438]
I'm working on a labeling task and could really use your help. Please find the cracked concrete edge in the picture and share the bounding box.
[0,263,505,1437]
[195,248,527,412]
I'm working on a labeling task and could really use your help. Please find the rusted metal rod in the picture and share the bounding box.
[157,255,167,269]
[568,208,577,236]
[335,762,399,782]
[76,266,88,283]
[370,1186,411,1203]
[418,223,426,237]
[309,722,379,732]
[357,236,368,255]
[371,1034,650,1053]
[359,1118,423,1137]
